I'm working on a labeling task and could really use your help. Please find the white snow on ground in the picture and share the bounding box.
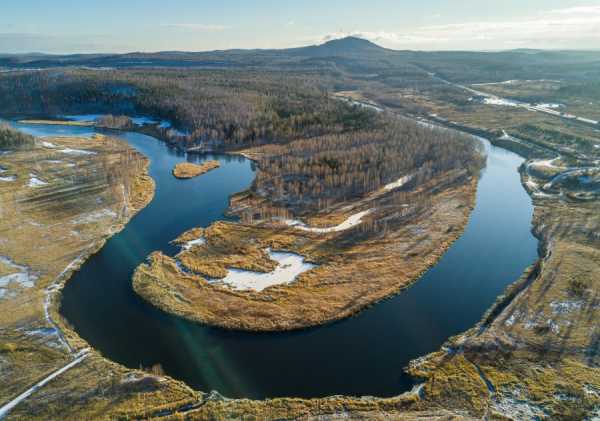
[492,396,548,420]
[0,348,89,420]
[550,300,583,315]
[529,158,561,170]
[536,103,563,110]
[40,141,56,148]
[217,248,315,292]
[72,209,117,224]
[0,256,37,299]
[0,176,16,182]
[383,174,414,191]
[483,97,519,107]
[58,148,96,156]
[282,209,374,233]
[27,175,48,188]
[577,116,599,125]
[182,237,206,250]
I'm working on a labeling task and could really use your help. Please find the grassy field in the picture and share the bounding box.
[0,131,203,420]
[133,168,477,331]
[172,160,220,179]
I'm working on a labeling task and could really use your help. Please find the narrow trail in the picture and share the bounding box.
[0,349,89,420]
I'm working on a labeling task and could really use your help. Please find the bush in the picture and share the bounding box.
[0,123,34,149]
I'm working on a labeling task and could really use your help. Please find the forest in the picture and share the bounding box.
[0,69,372,148]
[0,123,34,149]
[250,116,482,211]
[0,68,482,214]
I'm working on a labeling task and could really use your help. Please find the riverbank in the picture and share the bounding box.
[348,87,600,418]
[0,129,198,418]
[4,106,595,419]
[132,173,478,331]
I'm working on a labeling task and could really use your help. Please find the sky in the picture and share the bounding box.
[1,0,600,54]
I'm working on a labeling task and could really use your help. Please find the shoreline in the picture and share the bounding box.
[5,111,579,420]
[132,177,478,332]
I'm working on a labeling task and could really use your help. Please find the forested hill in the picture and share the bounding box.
[2,37,600,83]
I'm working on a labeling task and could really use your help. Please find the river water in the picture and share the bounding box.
[9,121,538,399]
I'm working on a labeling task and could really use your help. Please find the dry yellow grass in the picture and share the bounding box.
[0,136,188,419]
[133,175,477,331]
[172,160,220,179]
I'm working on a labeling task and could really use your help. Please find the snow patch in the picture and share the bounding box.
[504,310,523,327]
[217,248,315,292]
[0,256,38,299]
[383,174,414,191]
[282,209,374,233]
[483,97,519,107]
[28,175,48,188]
[58,148,96,156]
[41,141,57,148]
[182,237,206,251]
[0,176,16,182]
[492,396,548,420]
[72,209,117,224]
[550,300,583,315]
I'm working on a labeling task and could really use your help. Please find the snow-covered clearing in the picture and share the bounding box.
[483,97,519,107]
[182,237,206,250]
[0,256,37,299]
[217,248,315,292]
[72,209,117,225]
[27,175,48,188]
[282,209,374,233]
[58,148,96,156]
[383,174,414,191]
[40,141,57,148]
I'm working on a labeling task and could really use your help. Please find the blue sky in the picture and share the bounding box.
[1,0,599,53]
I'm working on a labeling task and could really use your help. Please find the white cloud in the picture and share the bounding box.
[320,4,600,50]
[160,23,229,32]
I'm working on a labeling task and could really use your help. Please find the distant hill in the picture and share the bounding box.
[287,37,390,58]
[2,37,600,83]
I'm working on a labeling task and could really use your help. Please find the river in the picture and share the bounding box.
[9,120,538,399]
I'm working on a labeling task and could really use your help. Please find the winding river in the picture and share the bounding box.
[10,120,538,399]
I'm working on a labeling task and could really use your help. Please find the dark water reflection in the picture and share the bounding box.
[11,121,538,399]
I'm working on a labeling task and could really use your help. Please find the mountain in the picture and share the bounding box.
[0,37,392,69]
[2,37,600,84]
[287,37,389,58]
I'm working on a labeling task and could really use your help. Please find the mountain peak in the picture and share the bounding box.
[290,36,387,58]
[319,36,384,52]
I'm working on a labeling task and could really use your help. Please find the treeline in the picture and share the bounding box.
[95,115,134,130]
[0,123,34,149]
[0,69,374,148]
[252,117,483,211]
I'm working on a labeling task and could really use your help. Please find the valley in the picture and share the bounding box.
[0,36,598,420]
